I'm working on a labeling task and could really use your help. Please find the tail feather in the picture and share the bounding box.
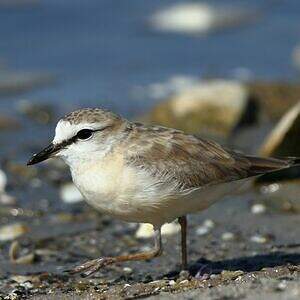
[245,156,300,175]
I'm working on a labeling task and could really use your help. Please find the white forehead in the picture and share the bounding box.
[53,120,100,144]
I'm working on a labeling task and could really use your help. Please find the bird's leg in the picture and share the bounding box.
[67,228,162,277]
[178,215,188,270]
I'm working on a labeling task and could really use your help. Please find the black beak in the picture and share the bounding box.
[27,143,59,165]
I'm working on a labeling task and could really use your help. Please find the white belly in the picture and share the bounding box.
[71,156,251,228]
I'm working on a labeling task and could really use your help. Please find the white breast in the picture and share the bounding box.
[70,152,161,222]
[69,151,251,228]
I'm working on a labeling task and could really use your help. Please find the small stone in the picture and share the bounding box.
[0,169,7,192]
[203,219,215,229]
[196,219,215,236]
[179,279,189,285]
[161,222,181,236]
[135,223,154,239]
[0,223,29,241]
[135,221,180,239]
[168,280,176,286]
[292,45,300,71]
[196,226,209,236]
[123,267,133,274]
[221,232,235,241]
[10,275,39,284]
[221,270,244,280]
[0,193,16,205]
[59,182,83,203]
[0,70,54,97]
[9,241,35,264]
[250,234,268,244]
[276,280,287,291]
[149,3,255,36]
[251,203,266,214]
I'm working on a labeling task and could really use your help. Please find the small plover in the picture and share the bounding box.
[27,108,298,277]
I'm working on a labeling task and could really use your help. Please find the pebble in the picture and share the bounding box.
[292,44,300,71]
[59,182,83,203]
[161,222,181,236]
[0,223,29,241]
[0,169,7,192]
[123,267,133,274]
[179,279,189,285]
[221,270,244,280]
[0,193,16,205]
[168,280,176,286]
[135,224,154,239]
[221,232,235,241]
[196,219,215,236]
[135,222,180,239]
[250,234,268,244]
[9,240,35,264]
[276,280,287,291]
[149,3,254,35]
[251,203,266,214]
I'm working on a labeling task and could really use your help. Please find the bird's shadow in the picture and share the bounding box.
[163,251,300,279]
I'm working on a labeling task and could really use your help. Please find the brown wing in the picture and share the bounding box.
[124,123,291,190]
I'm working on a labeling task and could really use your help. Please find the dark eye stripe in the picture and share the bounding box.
[55,125,113,150]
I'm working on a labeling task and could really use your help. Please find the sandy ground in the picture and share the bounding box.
[1,184,300,299]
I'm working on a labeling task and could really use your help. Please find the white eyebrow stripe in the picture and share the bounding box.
[53,120,103,144]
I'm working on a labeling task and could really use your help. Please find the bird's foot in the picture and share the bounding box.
[66,257,115,277]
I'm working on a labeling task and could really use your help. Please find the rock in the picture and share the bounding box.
[221,232,235,241]
[9,241,35,264]
[221,270,244,281]
[0,193,16,205]
[59,182,83,203]
[149,3,257,36]
[0,223,29,241]
[123,267,133,274]
[251,203,266,214]
[135,223,154,239]
[250,234,268,244]
[146,80,255,138]
[16,100,55,124]
[257,180,300,213]
[259,102,300,157]
[292,45,300,71]
[196,219,215,236]
[0,70,54,97]
[135,222,180,239]
[161,222,181,236]
[248,82,300,120]
[132,75,199,100]
[0,169,7,192]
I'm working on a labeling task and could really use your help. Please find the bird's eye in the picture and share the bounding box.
[76,129,93,140]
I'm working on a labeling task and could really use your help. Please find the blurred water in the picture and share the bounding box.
[0,0,299,117]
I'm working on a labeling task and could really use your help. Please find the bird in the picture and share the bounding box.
[27,107,299,277]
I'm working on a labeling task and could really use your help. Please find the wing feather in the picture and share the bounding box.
[124,123,290,190]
